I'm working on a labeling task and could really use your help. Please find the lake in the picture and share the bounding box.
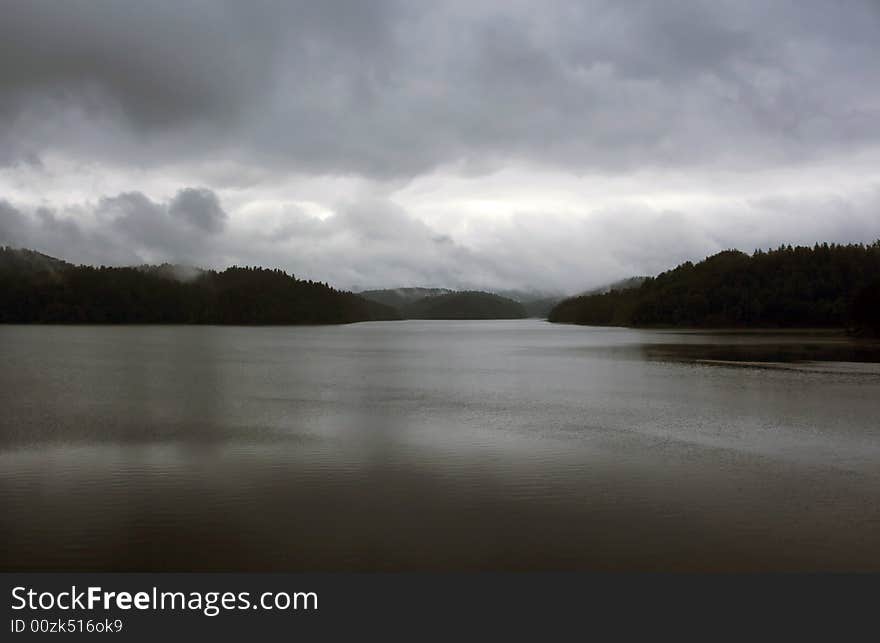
[1,320,879,571]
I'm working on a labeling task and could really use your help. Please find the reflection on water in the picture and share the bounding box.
[641,331,880,367]
[1,321,879,570]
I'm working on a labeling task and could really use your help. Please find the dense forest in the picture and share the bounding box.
[6,243,877,329]
[549,242,880,333]
[0,247,399,324]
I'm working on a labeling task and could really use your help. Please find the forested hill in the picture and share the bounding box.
[360,288,542,319]
[0,247,400,324]
[357,287,454,311]
[404,291,528,319]
[548,242,880,333]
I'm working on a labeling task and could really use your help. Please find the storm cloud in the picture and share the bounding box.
[1,1,879,292]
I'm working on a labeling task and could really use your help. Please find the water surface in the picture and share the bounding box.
[2,321,879,570]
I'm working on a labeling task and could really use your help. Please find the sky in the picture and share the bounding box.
[1,0,879,294]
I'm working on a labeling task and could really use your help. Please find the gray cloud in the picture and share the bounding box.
[4,185,880,293]
[2,1,878,175]
[1,188,230,267]
[0,2,275,128]
[0,201,26,244]
[169,188,227,234]
[1,1,879,293]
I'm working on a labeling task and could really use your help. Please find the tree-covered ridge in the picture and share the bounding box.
[404,291,528,319]
[549,242,880,333]
[357,287,454,311]
[0,247,400,324]
[360,287,544,319]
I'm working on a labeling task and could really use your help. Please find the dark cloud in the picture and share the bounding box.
[97,188,230,263]
[1,2,879,292]
[1,1,878,175]
[0,0,397,168]
[1,199,132,266]
[169,188,227,234]
[0,1,275,129]
[1,188,230,267]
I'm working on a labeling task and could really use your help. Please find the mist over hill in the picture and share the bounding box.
[549,243,880,334]
[580,277,648,296]
[357,288,455,311]
[0,247,399,325]
[360,287,558,319]
[6,242,878,331]
[403,291,527,320]
[359,288,528,320]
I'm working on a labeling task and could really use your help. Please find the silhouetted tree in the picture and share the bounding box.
[549,242,880,330]
[0,247,400,324]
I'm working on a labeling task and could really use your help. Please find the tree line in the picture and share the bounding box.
[0,247,399,324]
[548,242,880,334]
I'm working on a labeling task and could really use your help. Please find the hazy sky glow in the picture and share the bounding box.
[2,0,879,292]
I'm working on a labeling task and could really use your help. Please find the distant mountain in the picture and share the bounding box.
[405,291,528,320]
[493,289,565,318]
[524,276,645,321]
[489,283,647,320]
[358,287,454,311]
[360,286,530,319]
[363,287,562,319]
[520,296,563,318]
[549,243,880,332]
[0,246,400,324]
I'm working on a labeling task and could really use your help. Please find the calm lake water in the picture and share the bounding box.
[2,320,879,571]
